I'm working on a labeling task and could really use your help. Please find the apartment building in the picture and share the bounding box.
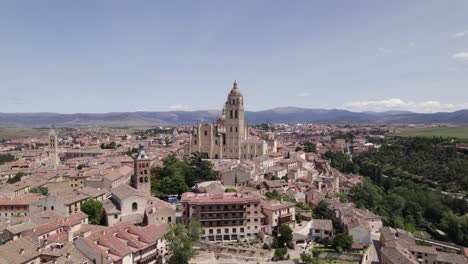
[181,192,263,242]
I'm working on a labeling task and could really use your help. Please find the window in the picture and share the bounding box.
[230,110,233,118]
[235,110,238,118]
[114,215,118,219]
[235,127,238,132]
[51,206,54,211]
[140,177,144,183]
[230,127,233,132]
[194,140,197,145]
[144,177,148,182]
[132,202,138,211]
[204,130,208,136]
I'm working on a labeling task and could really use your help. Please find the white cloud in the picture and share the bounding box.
[342,98,468,113]
[453,30,468,38]
[169,105,190,110]
[452,52,468,60]
[299,92,311,97]
[0,96,25,105]
[377,48,393,56]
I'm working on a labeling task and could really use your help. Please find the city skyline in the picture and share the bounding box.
[1,1,468,113]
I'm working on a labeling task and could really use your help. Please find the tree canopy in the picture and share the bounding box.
[277,225,293,247]
[341,136,468,246]
[333,233,353,252]
[7,172,25,184]
[164,224,197,264]
[30,186,48,195]
[151,153,218,198]
[80,200,103,225]
[0,153,15,165]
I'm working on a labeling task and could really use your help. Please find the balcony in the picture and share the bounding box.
[278,213,293,225]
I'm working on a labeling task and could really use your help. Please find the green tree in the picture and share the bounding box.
[303,142,317,153]
[7,172,25,184]
[30,186,48,195]
[165,224,194,264]
[333,233,353,252]
[188,221,202,243]
[0,153,15,165]
[274,247,288,260]
[80,200,102,225]
[300,252,313,264]
[277,225,293,247]
[151,153,218,199]
[225,187,236,193]
[313,200,329,219]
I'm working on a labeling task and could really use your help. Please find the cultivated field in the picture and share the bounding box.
[0,128,52,140]
[388,126,468,142]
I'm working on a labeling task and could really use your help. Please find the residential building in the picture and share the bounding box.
[181,192,263,242]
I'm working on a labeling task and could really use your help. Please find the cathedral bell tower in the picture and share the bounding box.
[134,144,151,195]
[224,81,246,159]
[48,129,59,168]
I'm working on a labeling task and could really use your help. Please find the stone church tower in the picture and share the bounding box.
[134,144,151,195]
[185,81,276,160]
[224,81,247,159]
[48,129,59,167]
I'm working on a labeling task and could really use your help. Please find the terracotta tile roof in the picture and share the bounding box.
[436,251,467,264]
[181,192,261,205]
[0,193,42,205]
[261,200,295,211]
[79,222,169,261]
[0,236,40,264]
[311,219,333,231]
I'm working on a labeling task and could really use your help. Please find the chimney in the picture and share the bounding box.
[67,230,73,242]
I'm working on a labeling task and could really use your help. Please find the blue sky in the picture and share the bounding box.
[1,0,468,113]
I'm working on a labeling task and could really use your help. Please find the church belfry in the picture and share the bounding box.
[48,129,59,167]
[224,81,246,159]
[134,144,151,195]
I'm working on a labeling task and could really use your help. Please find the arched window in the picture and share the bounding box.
[232,99,235,104]
[204,130,208,136]
[235,127,238,132]
[144,177,148,182]
[235,110,238,119]
[140,177,144,183]
[194,140,197,145]
[230,110,233,118]
[132,202,138,211]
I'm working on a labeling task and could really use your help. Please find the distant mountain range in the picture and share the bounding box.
[0,107,467,127]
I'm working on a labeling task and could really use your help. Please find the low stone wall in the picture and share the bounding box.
[197,242,272,262]
[317,252,363,262]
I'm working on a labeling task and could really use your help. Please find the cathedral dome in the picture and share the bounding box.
[229,80,241,96]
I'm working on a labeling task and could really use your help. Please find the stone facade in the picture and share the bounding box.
[48,129,59,167]
[134,144,151,195]
[181,192,263,242]
[186,82,276,160]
